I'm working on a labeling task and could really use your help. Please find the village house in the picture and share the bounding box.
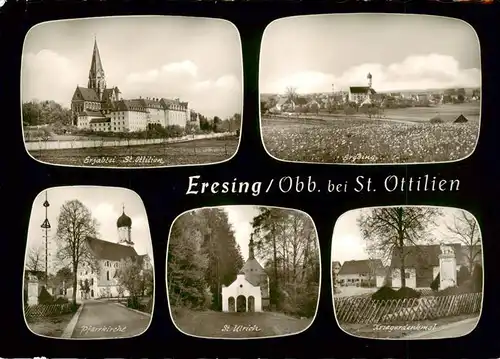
[337,259,384,287]
[390,244,482,289]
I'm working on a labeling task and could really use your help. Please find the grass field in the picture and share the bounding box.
[262,103,480,164]
[29,137,239,167]
[172,309,311,338]
[26,312,75,338]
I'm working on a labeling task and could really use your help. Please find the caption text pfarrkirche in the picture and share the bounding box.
[185,175,460,197]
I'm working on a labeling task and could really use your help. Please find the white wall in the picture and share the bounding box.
[391,268,417,288]
[376,275,385,288]
[338,273,371,286]
[125,111,148,132]
[26,132,232,151]
[167,109,188,128]
[222,274,262,312]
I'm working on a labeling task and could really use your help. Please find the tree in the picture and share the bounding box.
[200,208,244,310]
[445,210,482,272]
[251,208,319,315]
[117,257,144,300]
[285,87,298,102]
[357,207,442,288]
[52,267,73,294]
[167,211,210,309]
[55,199,100,305]
[26,245,45,272]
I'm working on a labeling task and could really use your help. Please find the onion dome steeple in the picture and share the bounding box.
[117,205,132,228]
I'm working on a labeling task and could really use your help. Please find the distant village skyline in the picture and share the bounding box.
[262,85,481,97]
[261,14,481,95]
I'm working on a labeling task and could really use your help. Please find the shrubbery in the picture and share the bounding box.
[371,286,422,301]
[38,286,53,304]
[54,297,69,304]
[371,286,397,301]
[430,273,440,291]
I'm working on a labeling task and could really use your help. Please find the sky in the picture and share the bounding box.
[26,186,153,274]
[22,16,243,119]
[224,205,261,261]
[260,14,481,94]
[331,207,482,265]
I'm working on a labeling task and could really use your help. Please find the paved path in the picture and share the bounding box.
[72,300,150,338]
[407,318,478,339]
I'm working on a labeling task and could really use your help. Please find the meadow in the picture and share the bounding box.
[261,103,480,164]
[29,137,238,167]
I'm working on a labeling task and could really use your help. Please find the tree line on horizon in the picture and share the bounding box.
[22,99,241,135]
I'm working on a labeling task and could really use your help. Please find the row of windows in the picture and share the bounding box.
[104,261,119,268]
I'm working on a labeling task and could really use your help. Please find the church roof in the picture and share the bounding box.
[350,86,376,94]
[89,38,105,81]
[85,237,139,261]
[73,87,100,102]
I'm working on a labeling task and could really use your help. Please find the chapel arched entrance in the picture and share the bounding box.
[228,296,235,312]
[236,295,246,312]
[248,296,255,312]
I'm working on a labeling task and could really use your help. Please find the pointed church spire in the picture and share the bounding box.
[249,234,255,260]
[88,36,106,98]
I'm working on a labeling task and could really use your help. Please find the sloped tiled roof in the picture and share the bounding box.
[85,237,139,261]
[80,111,105,117]
[350,87,376,94]
[241,258,267,286]
[389,244,482,269]
[73,86,100,102]
[338,259,383,275]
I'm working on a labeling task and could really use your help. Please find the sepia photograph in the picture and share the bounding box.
[23,187,154,339]
[260,14,481,164]
[21,16,242,168]
[167,205,320,339]
[331,206,483,340]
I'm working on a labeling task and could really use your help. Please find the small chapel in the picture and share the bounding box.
[221,234,270,313]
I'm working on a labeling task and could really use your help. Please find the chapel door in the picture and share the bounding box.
[236,295,246,312]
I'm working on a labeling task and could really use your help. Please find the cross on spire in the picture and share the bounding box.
[122,203,125,213]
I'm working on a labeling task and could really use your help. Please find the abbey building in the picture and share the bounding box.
[71,38,197,132]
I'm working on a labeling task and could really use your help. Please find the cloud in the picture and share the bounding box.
[92,202,152,258]
[22,51,242,119]
[22,50,81,105]
[264,54,481,94]
[123,61,241,118]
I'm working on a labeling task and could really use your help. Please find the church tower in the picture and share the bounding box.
[248,234,255,259]
[117,205,134,246]
[88,37,107,100]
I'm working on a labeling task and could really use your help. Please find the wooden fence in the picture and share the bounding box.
[335,292,481,324]
[24,303,74,320]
